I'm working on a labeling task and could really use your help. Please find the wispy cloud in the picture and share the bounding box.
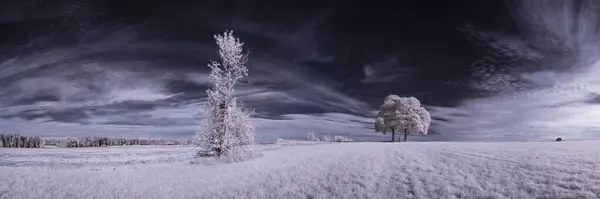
[361,56,414,83]
[429,0,600,141]
[0,9,377,140]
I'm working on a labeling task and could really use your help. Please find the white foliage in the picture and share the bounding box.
[374,95,431,140]
[416,106,431,135]
[307,132,353,142]
[306,132,320,141]
[197,30,256,160]
[0,133,43,148]
[320,135,331,142]
[43,136,191,148]
[333,135,352,142]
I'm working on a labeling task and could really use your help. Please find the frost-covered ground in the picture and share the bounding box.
[1,140,599,199]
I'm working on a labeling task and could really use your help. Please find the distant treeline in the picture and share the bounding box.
[0,133,43,148]
[44,137,194,148]
[0,133,194,148]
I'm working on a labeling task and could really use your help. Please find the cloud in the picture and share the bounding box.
[204,7,336,64]
[0,104,388,142]
[464,0,600,92]
[0,10,379,140]
[429,88,600,141]
[361,56,414,83]
[245,53,373,115]
[0,117,197,138]
[0,0,94,23]
[428,0,600,141]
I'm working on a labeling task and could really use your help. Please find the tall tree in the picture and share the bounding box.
[197,30,256,160]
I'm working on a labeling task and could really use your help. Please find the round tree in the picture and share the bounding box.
[374,95,431,141]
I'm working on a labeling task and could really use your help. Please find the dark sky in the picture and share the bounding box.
[1,0,599,141]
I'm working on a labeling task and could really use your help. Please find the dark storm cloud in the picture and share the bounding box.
[3,0,597,141]
[0,0,385,141]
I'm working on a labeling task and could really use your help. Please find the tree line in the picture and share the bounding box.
[0,133,193,148]
[0,133,43,148]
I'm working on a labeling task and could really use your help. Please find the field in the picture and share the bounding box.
[1,140,599,199]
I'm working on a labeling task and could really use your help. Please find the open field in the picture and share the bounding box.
[1,140,599,199]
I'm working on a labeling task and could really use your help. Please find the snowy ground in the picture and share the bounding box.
[1,140,599,199]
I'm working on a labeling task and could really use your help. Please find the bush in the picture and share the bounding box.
[307,132,320,141]
[321,135,331,142]
[306,132,354,143]
[333,135,353,142]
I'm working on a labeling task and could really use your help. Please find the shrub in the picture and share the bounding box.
[306,132,354,142]
[307,132,320,141]
[321,135,331,142]
[333,135,353,142]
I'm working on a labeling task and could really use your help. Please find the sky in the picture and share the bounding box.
[1,0,600,142]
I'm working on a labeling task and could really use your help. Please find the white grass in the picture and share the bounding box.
[1,140,599,199]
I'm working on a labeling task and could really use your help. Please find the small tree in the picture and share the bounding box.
[197,30,256,160]
[307,132,320,141]
[321,134,331,142]
[374,95,431,141]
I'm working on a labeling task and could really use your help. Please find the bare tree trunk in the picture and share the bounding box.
[391,128,396,142]
[404,128,409,141]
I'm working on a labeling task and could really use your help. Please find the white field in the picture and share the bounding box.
[1,140,599,199]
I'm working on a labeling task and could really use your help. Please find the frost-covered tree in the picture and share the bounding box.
[375,95,431,141]
[197,30,256,159]
[307,132,320,141]
[416,106,431,136]
[333,135,353,142]
[0,133,43,148]
[321,134,331,142]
